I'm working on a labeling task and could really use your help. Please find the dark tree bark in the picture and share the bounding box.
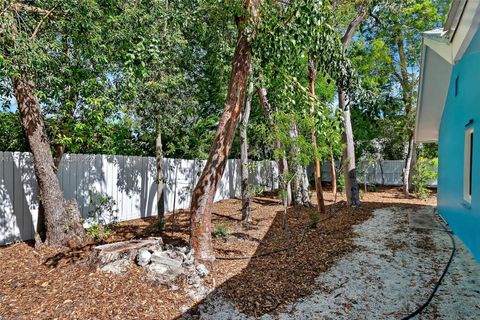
[378,159,385,186]
[241,82,253,223]
[257,87,292,205]
[13,71,84,246]
[308,56,326,214]
[190,6,256,262]
[156,126,165,222]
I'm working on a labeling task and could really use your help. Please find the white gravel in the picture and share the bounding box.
[184,206,480,319]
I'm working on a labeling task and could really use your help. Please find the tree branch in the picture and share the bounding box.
[341,4,369,47]
[31,4,58,39]
[10,3,52,15]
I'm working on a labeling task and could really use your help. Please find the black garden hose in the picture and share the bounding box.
[216,207,457,320]
[401,212,456,320]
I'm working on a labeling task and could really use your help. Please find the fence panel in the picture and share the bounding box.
[0,152,436,245]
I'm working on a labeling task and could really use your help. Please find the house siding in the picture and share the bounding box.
[438,30,480,261]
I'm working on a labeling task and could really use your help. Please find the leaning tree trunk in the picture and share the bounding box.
[190,14,254,262]
[13,71,83,246]
[156,126,165,223]
[241,82,254,223]
[340,89,361,206]
[257,87,292,205]
[308,56,326,214]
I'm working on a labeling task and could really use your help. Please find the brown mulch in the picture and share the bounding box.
[0,187,436,319]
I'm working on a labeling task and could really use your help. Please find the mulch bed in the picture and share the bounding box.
[0,187,436,319]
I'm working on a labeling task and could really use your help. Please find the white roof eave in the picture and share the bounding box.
[416,0,480,143]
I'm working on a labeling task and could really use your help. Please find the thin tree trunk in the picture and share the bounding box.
[308,56,326,214]
[156,126,165,223]
[340,89,361,206]
[301,166,312,206]
[396,34,416,196]
[241,82,253,222]
[378,159,385,185]
[330,152,337,197]
[257,87,292,205]
[404,133,415,196]
[338,8,368,207]
[289,122,312,207]
[13,72,81,246]
[52,144,65,172]
[190,10,254,262]
[409,144,417,193]
[290,122,303,207]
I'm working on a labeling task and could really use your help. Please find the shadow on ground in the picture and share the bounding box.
[180,188,435,318]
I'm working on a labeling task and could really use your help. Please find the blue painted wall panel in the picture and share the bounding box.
[438,31,480,261]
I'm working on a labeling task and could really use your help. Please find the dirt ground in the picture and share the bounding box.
[188,205,480,319]
[0,187,437,319]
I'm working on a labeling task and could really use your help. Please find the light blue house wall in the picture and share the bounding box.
[438,29,480,261]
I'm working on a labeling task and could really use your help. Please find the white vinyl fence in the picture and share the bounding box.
[319,160,438,187]
[0,152,436,246]
[0,152,279,245]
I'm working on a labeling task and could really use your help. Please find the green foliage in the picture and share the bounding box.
[0,0,447,173]
[412,157,438,199]
[309,210,320,228]
[359,189,365,200]
[350,0,446,161]
[337,174,345,193]
[212,223,230,238]
[85,192,119,240]
[86,224,112,241]
[151,219,165,232]
[0,111,28,151]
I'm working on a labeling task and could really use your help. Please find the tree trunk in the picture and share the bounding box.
[241,82,253,223]
[289,122,312,207]
[409,144,417,193]
[308,56,326,214]
[330,152,337,197]
[337,8,367,207]
[190,16,253,262]
[52,143,65,173]
[290,122,302,206]
[257,87,292,205]
[301,166,312,206]
[378,159,385,185]
[13,71,83,246]
[340,89,361,206]
[404,133,415,196]
[156,126,165,222]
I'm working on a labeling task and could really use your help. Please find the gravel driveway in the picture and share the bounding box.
[186,206,480,319]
